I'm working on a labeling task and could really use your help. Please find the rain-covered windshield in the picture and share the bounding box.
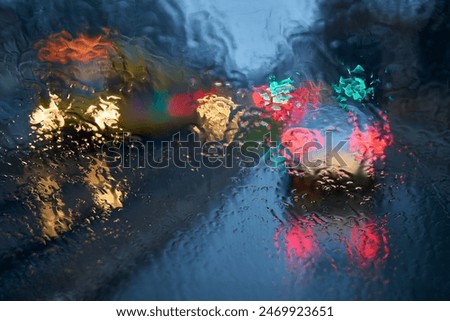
[0,0,449,300]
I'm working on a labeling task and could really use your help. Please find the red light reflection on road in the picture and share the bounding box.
[347,221,389,268]
[274,218,319,269]
[275,217,389,270]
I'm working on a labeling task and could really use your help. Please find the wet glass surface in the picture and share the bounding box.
[0,0,449,300]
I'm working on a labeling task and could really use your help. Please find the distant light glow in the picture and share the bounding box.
[167,89,215,117]
[332,65,375,109]
[35,29,116,64]
[194,94,239,142]
[252,77,321,124]
[349,112,394,165]
[30,92,123,139]
[279,110,393,173]
[280,127,324,160]
[85,96,122,130]
[30,93,66,139]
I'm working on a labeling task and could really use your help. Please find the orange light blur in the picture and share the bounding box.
[34,29,116,64]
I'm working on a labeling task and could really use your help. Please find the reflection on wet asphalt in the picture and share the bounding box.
[0,0,449,300]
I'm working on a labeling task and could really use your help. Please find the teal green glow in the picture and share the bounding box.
[350,65,365,73]
[332,65,375,109]
[268,76,295,104]
[152,90,170,113]
[145,90,171,122]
